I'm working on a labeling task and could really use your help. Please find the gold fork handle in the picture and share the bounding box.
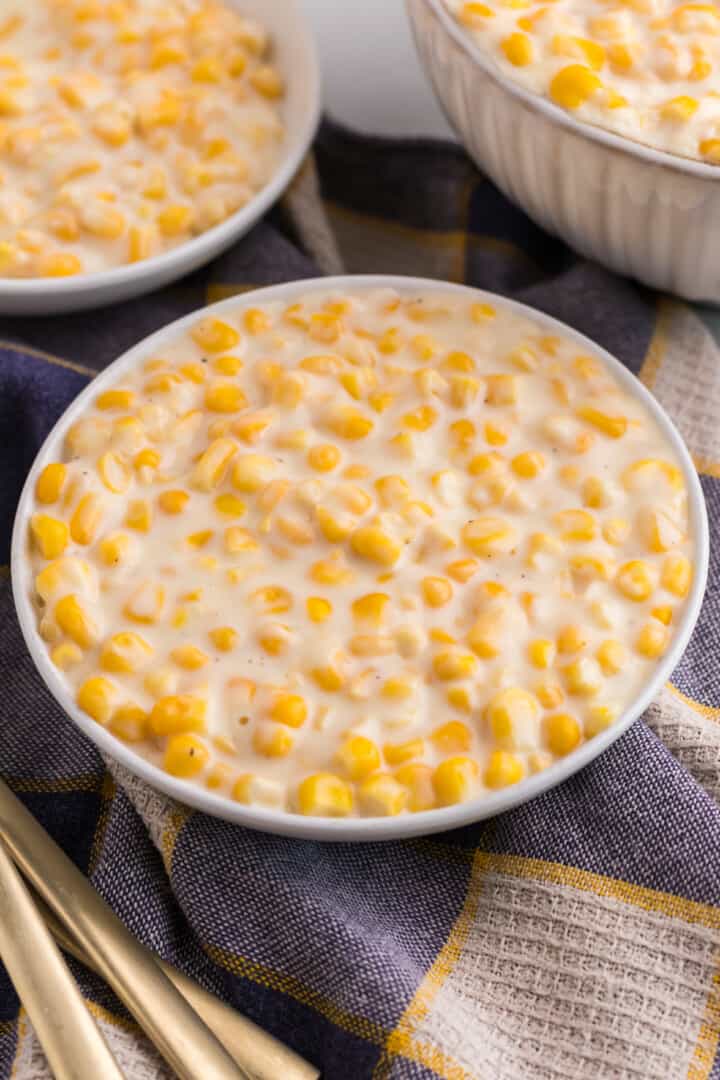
[0,838,125,1080]
[0,779,246,1080]
[34,892,319,1080]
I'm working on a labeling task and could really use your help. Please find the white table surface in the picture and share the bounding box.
[300,0,454,139]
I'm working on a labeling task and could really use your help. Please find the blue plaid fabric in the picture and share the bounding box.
[1,122,719,1080]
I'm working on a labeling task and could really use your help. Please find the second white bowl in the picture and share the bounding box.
[407,0,720,303]
[0,0,320,316]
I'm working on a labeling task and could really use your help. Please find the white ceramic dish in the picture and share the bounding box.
[407,0,720,304]
[11,275,709,841]
[0,0,320,317]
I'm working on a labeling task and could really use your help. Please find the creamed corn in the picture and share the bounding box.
[0,0,284,278]
[447,0,720,162]
[26,288,694,817]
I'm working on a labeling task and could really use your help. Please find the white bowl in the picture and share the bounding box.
[407,0,720,303]
[11,275,709,841]
[0,0,320,316]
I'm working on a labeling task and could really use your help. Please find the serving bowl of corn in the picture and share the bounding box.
[0,0,319,314]
[11,276,708,840]
[407,0,720,303]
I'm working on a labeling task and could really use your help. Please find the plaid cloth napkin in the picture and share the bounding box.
[1,121,719,1080]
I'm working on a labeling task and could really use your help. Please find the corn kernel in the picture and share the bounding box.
[253,724,294,758]
[357,774,407,816]
[484,750,524,789]
[557,624,587,654]
[433,756,479,806]
[123,581,165,624]
[297,773,353,816]
[622,459,682,493]
[77,677,117,724]
[487,688,540,750]
[603,518,630,546]
[421,576,453,608]
[54,594,97,648]
[39,251,83,277]
[35,463,67,505]
[100,632,153,674]
[310,550,354,586]
[585,704,620,738]
[662,554,692,598]
[310,664,345,692]
[232,773,284,807]
[349,633,394,657]
[462,516,517,556]
[640,508,685,554]
[563,657,602,697]
[528,638,555,669]
[553,509,596,542]
[635,622,669,659]
[536,680,565,709]
[164,734,209,778]
[70,494,104,545]
[204,383,247,414]
[502,31,534,65]
[351,526,401,567]
[109,704,148,743]
[596,639,624,675]
[382,737,424,767]
[433,651,477,681]
[201,622,237,654]
[335,735,381,780]
[349,592,388,626]
[157,489,188,515]
[552,34,606,70]
[576,405,627,438]
[149,695,206,735]
[430,721,471,754]
[307,597,332,623]
[170,645,209,671]
[449,419,476,451]
[390,763,433,811]
[700,138,720,164]
[511,451,545,478]
[325,405,373,441]
[661,96,699,122]
[307,443,341,473]
[232,454,275,493]
[124,499,152,533]
[616,560,654,602]
[191,437,238,490]
[459,2,495,24]
[191,317,240,354]
[545,713,581,756]
[30,514,69,559]
[45,621,85,666]
[445,558,479,584]
[269,693,307,728]
[549,64,602,109]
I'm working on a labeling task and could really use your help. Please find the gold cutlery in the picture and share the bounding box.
[0,837,124,1080]
[33,887,319,1080]
[0,777,248,1080]
[0,776,319,1080]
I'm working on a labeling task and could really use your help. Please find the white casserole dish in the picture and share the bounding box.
[11,275,709,841]
[407,0,720,303]
[0,0,320,316]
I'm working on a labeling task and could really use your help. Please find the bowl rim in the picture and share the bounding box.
[0,0,321,302]
[414,0,720,181]
[11,274,710,842]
